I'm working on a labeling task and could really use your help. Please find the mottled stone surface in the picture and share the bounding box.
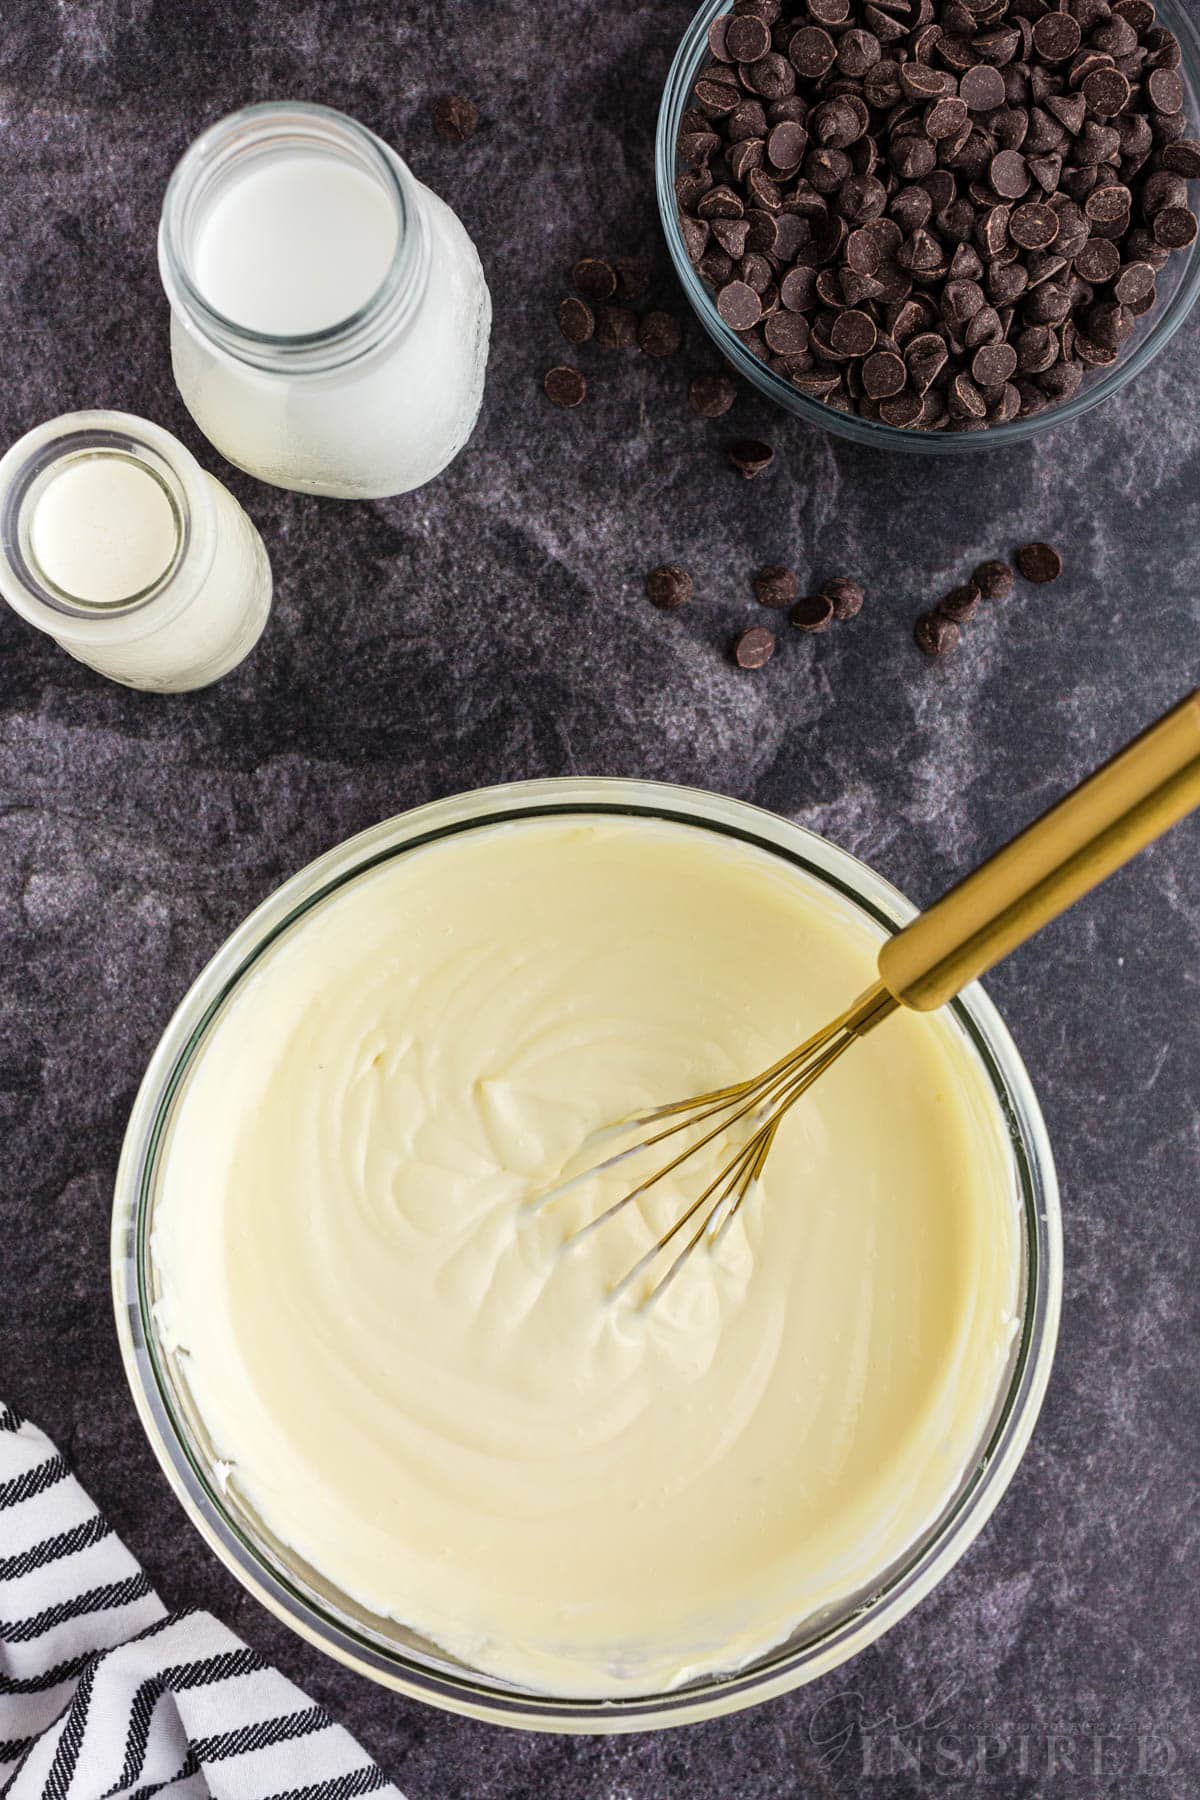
[1,3,1198,1796]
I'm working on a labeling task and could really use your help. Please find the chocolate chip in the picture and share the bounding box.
[862,348,907,397]
[914,611,960,656]
[1016,542,1062,583]
[830,309,878,356]
[557,296,594,347]
[991,150,1031,200]
[938,581,981,623]
[733,625,776,667]
[1032,13,1081,62]
[768,120,808,170]
[961,65,1007,112]
[595,305,639,349]
[745,52,796,101]
[789,26,837,80]
[790,593,836,632]
[880,390,925,427]
[1147,67,1184,115]
[1010,202,1060,251]
[717,279,763,330]
[1161,139,1200,177]
[613,257,650,301]
[646,564,693,610]
[822,576,865,619]
[780,266,819,313]
[727,438,775,478]
[754,564,799,608]
[543,366,586,409]
[432,95,479,144]
[906,331,949,392]
[971,342,1019,387]
[1153,207,1198,248]
[726,13,772,61]
[974,558,1014,599]
[1074,238,1122,284]
[1086,68,1132,119]
[764,310,811,355]
[1112,261,1157,305]
[688,373,738,417]
[573,257,617,302]
[639,312,683,357]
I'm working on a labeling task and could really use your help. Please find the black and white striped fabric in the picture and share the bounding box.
[0,1404,404,1800]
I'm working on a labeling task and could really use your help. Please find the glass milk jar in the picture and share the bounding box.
[158,102,492,499]
[0,411,272,692]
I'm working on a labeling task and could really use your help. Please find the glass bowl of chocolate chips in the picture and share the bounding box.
[657,0,1200,447]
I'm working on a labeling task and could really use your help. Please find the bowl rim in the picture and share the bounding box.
[111,776,1063,1733]
[655,0,1200,454]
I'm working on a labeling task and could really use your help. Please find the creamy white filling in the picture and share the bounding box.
[152,818,1021,1696]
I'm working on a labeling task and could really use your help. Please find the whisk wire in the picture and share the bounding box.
[540,982,898,1305]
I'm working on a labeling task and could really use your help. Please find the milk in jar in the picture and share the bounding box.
[159,102,492,499]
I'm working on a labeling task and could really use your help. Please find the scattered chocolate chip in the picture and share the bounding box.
[733,625,776,667]
[1016,541,1063,583]
[790,592,836,632]
[646,564,693,610]
[726,438,775,479]
[974,559,1014,600]
[754,564,799,608]
[613,257,650,301]
[914,611,960,657]
[557,296,594,346]
[822,576,865,619]
[688,373,737,417]
[432,95,479,144]
[595,305,639,350]
[938,582,981,623]
[573,257,617,302]
[543,365,586,409]
[639,312,683,357]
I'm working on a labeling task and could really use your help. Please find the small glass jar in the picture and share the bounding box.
[0,411,272,692]
[158,102,493,500]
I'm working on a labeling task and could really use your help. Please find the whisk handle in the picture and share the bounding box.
[878,690,1200,1013]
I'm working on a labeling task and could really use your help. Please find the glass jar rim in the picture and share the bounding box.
[158,101,429,375]
[111,777,1062,1734]
[0,411,217,643]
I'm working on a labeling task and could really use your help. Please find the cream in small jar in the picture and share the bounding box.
[152,816,1024,1697]
[0,411,272,692]
[159,102,492,499]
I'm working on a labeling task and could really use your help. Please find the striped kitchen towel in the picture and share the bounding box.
[0,1403,405,1800]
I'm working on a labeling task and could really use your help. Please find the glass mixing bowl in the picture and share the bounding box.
[656,0,1200,454]
[112,778,1062,1732]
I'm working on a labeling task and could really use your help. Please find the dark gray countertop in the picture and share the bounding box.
[1,3,1197,1796]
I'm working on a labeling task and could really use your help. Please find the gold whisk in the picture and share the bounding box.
[534,691,1200,1306]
